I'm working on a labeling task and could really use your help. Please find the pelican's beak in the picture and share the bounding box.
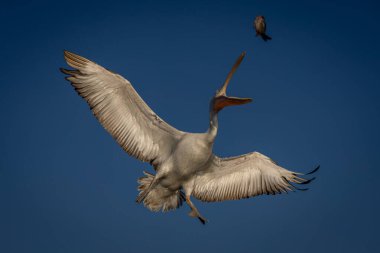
[213,52,252,112]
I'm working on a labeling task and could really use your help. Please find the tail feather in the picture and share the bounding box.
[261,33,272,41]
[137,171,185,212]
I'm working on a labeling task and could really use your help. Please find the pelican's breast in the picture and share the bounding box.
[172,133,213,176]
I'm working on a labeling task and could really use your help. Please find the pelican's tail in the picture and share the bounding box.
[137,171,185,212]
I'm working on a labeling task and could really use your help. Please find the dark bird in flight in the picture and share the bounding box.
[61,51,318,224]
[254,15,272,41]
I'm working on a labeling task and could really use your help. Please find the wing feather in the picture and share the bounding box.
[193,152,318,202]
[61,50,184,166]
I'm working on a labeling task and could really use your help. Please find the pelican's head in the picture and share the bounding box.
[211,52,252,113]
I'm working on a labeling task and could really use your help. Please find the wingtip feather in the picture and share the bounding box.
[63,50,90,69]
[299,177,316,185]
[306,165,320,175]
[59,67,67,74]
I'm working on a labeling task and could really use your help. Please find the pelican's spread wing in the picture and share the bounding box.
[61,51,184,165]
[193,152,318,202]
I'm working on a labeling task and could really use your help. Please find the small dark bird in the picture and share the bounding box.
[254,16,272,41]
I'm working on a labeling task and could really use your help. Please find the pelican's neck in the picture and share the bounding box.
[207,109,219,141]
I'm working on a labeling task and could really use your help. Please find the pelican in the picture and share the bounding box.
[61,51,318,224]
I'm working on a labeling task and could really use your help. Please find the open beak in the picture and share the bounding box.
[213,52,252,112]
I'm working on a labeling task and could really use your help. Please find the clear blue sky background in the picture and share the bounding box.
[1,0,379,252]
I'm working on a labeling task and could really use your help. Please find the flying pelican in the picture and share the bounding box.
[61,51,318,224]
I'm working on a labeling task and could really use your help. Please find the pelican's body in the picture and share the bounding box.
[162,133,213,183]
[61,51,318,224]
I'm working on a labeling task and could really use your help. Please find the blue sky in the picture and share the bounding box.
[0,0,379,252]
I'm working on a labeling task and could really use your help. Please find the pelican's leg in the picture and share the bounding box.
[185,195,208,225]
